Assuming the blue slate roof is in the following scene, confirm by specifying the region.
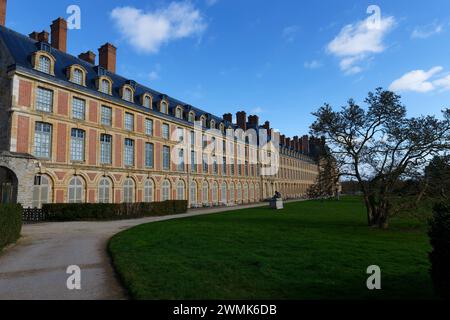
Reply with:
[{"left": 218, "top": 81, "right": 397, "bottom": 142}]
[{"left": 0, "top": 25, "right": 229, "bottom": 126}]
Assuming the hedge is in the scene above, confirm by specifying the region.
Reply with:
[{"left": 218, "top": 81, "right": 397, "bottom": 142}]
[
  {"left": 428, "top": 201, "right": 450, "bottom": 299},
  {"left": 42, "top": 201, "right": 188, "bottom": 222},
  {"left": 0, "top": 204, "right": 23, "bottom": 250}
]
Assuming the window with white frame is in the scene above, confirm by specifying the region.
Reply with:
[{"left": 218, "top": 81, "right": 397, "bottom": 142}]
[
  {"left": 144, "top": 95, "right": 151, "bottom": 109},
  {"left": 145, "top": 143, "right": 154, "bottom": 168},
  {"left": 100, "top": 134, "right": 112, "bottom": 165},
  {"left": 68, "top": 176, "right": 84, "bottom": 203},
  {"left": 162, "top": 123, "right": 170, "bottom": 140},
  {"left": 237, "top": 183, "right": 242, "bottom": 202},
  {"left": 177, "top": 127, "right": 184, "bottom": 142},
  {"left": 101, "top": 79, "right": 110, "bottom": 94},
  {"left": 124, "top": 139, "right": 134, "bottom": 166},
  {"left": 125, "top": 113, "right": 134, "bottom": 131},
  {"left": 145, "top": 119, "right": 153, "bottom": 136},
  {"left": 177, "top": 149, "right": 185, "bottom": 172},
  {"left": 202, "top": 181, "right": 209, "bottom": 203},
  {"left": 188, "top": 112, "right": 195, "bottom": 123},
  {"left": 123, "top": 88, "right": 133, "bottom": 102},
  {"left": 162, "top": 180, "right": 171, "bottom": 201},
  {"left": 177, "top": 181, "right": 185, "bottom": 200},
  {"left": 32, "top": 175, "right": 52, "bottom": 208},
  {"left": 123, "top": 178, "right": 135, "bottom": 203},
  {"left": 202, "top": 154, "right": 208, "bottom": 173},
  {"left": 163, "top": 146, "right": 170, "bottom": 170},
  {"left": 230, "top": 184, "right": 235, "bottom": 203},
  {"left": 36, "top": 87, "right": 53, "bottom": 112},
  {"left": 101, "top": 106, "right": 112, "bottom": 126},
  {"left": 244, "top": 183, "right": 249, "bottom": 201},
  {"left": 191, "top": 151, "right": 196, "bottom": 173},
  {"left": 190, "top": 181, "right": 197, "bottom": 205},
  {"left": 144, "top": 179, "right": 154, "bottom": 203},
  {"left": 38, "top": 55, "right": 51, "bottom": 74},
  {"left": 72, "top": 68, "right": 83, "bottom": 85},
  {"left": 161, "top": 101, "right": 168, "bottom": 114},
  {"left": 72, "top": 97, "right": 86, "bottom": 120},
  {"left": 221, "top": 182, "right": 227, "bottom": 204},
  {"left": 70, "top": 129, "right": 85, "bottom": 161},
  {"left": 175, "top": 108, "right": 183, "bottom": 119},
  {"left": 212, "top": 182, "right": 218, "bottom": 203},
  {"left": 98, "top": 177, "right": 112, "bottom": 203},
  {"left": 34, "top": 122, "right": 52, "bottom": 159}
]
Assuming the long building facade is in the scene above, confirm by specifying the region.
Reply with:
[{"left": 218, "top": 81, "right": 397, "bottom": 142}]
[{"left": 0, "top": 3, "right": 320, "bottom": 209}]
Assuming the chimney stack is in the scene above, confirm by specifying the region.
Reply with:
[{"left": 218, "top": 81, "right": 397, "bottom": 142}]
[
  {"left": 99, "top": 43, "right": 117, "bottom": 73},
  {"left": 293, "top": 136, "right": 300, "bottom": 151},
  {"left": 263, "top": 121, "right": 270, "bottom": 130},
  {"left": 302, "top": 135, "right": 310, "bottom": 155},
  {"left": 51, "top": 18, "right": 67, "bottom": 52},
  {"left": 223, "top": 113, "right": 233, "bottom": 123},
  {"left": 0, "top": 0, "right": 6, "bottom": 26},
  {"left": 248, "top": 115, "right": 259, "bottom": 128},
  {"left": 280, "top": 135, "right": 285, "bottom": 146},
  {"left": 79, "top": 51, "right": 96, "bottom": 65},
  {"left": 37, "top": 31, "right": 49, "bottom": 43},
  {"left": 236, "top": 111, "right": 247, "bottom": 131},
  {"left": 29, "top": 32, "right": 39, "bottom": 41}
]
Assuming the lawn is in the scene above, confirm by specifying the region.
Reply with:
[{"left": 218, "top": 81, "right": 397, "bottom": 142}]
[{"left": 108, "top": 197, "right": 436, "bottom": 300}]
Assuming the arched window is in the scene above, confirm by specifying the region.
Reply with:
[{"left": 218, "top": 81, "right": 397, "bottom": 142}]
[
  {"left": 190, "top": 181, "right": 197, "bottom": 205},
  {"left": 221, "top": 182, "right": 227, "bottom": 204},
  {"left": 230, "top": 183, "right": 235, "bottom": 204},
  {"left": 212, "top": 182, "right": 218, "bottom": 203},
  {"left": 144, "top": 179, "right": 154, "bottom": 203},
  {"left": 237, "top": 183, "right": 242, "bottom": 202},
  {"left": 68, "top": 176, "right": 84, "bottom": 204},
  {"left": 72, "top": 68, "right": 84, "bottom": 85},
  {"left": 123, "top": 87, "right": 133, "bottom": 102},
  {"left": 188, "top": 112, "right": 195, "bottom": 123},
  {"left": 202, "top": 181, "right": 209, "bottom": 203},
  {"left": 98, "top": 177, "right": 112, "bottom": 203},
  {"left": 255, "top": 184, "right": 260, "bottom": 201},
  {"left": 32, "top": 175, "right": 52, "bottom": 208},
  {"left": 250, "top": 183, "right": 255, "bottom": 202},
  {"left": 175, "top": 107, "right": 183, "bottom": 119},
  {"left": 143, "top": 95, "right": 152, "bottom": 109},
  {"left": 243, "top": 183, "right": 249, "bottom": 202},
  {"left": 210, "top": 120, "right": 216, "bottom": 129},
  {"left": 200, "top": 116, "right": 207, "bottom": 128},
  {"left": 162, "top": 179, "right": 171, "bottom": 201},
  {"left": 101, "top": 79, "right": 111, "bottom": 95},
  {"left": 38, "top": 55, "right": 51, "bottom": 74},
  {"left": 160, "top": 101, "right": 168, "bottom": 114},
  {"left": 177, "top": 181, "right": 185, "bottom": 200},
  {"left": 123, "top": 178, "right": 135, "bottom": 203}
]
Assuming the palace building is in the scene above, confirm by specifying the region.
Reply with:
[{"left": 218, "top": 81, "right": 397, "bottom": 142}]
[{"left": 0, "top": 1, "right": 321, "bottom": 209}]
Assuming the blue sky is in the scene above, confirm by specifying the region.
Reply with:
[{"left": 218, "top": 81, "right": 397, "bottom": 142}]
[{"left": 5, "top": 0, "right": 450, "bottom": 137}]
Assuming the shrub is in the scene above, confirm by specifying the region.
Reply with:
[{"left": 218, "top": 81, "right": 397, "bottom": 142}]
[
  {"left": 0, "top": 204, "right": 23, "bottom": 250},
  {"left": 42, "top": 201, "right": 188, "bottom": 222},
  {"left": 428, "top": 201, "right": 450, "bottom": 299}
]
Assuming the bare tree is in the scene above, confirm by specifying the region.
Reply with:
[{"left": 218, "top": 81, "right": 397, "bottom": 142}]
[{"left": 311, "top": 88, "right": 450, "bottom": 228}]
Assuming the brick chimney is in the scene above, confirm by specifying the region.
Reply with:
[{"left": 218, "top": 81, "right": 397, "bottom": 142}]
[
  {"left": 79, "top": 51, "right": 96, "bottom": 65},
  {"left": 236, "top": 111, "right": 247, "bottom": 131},
  {"left": 286, "top": 137, "right": 291, "bottom": 148},
  {"left": 29, "top": 32, "right": 39, "bottom": 41},
  {"left": 37, "top": 31, "right": 49, "bottom": 43},
  {"left": 248, "top": 115, "right": 259, "bottom": 128},
  {"left": 293, "top": 136, "right": 300, "bottom": 151},
  {"left": 263, "top": 121, "right": 270, "bottom": 130},
  {"left": 302, "top": 135, "right": 310, "bottom": 155},
  {"left": 51, "top": 18, "right": 67, "bottom": 52},
  {"left": 99, "top": 43, "right": 117, "bottom": 73},
  {"left": 280, "top": 135, "right": 285, "bottom": 146},
  {"left": 0, "top": 0, "right": 6, "bottom": 26},
  {"left": 223, "top": 113, "right": 232, "bottom": 123}
]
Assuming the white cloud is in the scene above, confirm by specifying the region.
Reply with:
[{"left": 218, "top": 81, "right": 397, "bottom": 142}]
[
  {"left": 205, "top": 0, "right": 218, "bottom": 6},
  {"left": 148, "top": 71, "right": 159, "bottom": 80},
  {"left": 111, "top": 2, "right": 207, "bottom": 54},
  {"left": 251, "top": 107, "right": 264, "bottom": 114},
  {"left": 304, "top": 60, "right": 322, "bottom": 69},
  {"left": 282, "top": 25, "right": 300, "bottom": 42},
  {"left": 388, "top": 66, "right": 450, "bottom": 93},
  {"left": 411, "top": 22, "right": 444, "bottom": 39},
  {"left": 327, "top": 16, "right": 395, "bottom": 74}
]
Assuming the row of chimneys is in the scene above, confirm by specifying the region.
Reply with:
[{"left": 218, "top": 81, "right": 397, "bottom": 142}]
[
  {"left": 0, "top": 1, "right": 117, "bottom": 73},
  {"left": 222, "top": 111, "right": 310, "bottom": 154},
  {"left": 27, "top": 17, "right": 117, "bottom": 73}
]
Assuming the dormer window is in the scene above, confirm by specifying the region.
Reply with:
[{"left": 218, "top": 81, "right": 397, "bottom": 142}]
[
  {"left": 98, "top": 77, "right": 113, "bottom": 95},
  {"left": 200, "top": 116, "right": 207, "bottom": 128},
  {"left": 160, "top": 101, "right": 169, "bottom": 114},
  {"left": 68, "top": 65, "right": 87, "bottom": 86},
  {"left": 175, "top": 107, "right": 183, "bottom": 119},
  {"left": 220, "top": 123, "right": 225, "bottom": 133},
  {"left": 210, "top": 120, "right": 216, "bottom": 129},
  {"left": 38, "top": 56, "right": 51, "bottom": 74},
  {"left": 32, "top": 51, "right": 55, "bottom": 75},
  {"left": 188, "top": 111, "right": 195, "bottom": 123},
  {"left": 124, "top": 88, "right": 132, "bottom": 102},
  {"left": 143, "top": 94, "right": 152, "bottom": 109}
]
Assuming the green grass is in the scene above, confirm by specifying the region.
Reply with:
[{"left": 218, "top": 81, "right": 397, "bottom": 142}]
[{"left": 108, "top": 197, "right": 435, "bottom": 300}]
